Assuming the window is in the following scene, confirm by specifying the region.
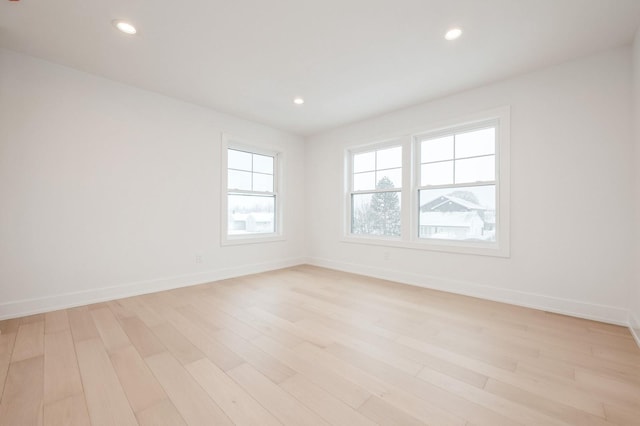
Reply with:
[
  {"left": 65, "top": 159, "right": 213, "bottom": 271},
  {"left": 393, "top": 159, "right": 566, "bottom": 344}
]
[
  {"left": 222, "top": 135, "right": 282, "bottom": 244},
  {"left": 344, "top": 107, "right": 510, "bottom": 257},
  {"left": 350, "top": 145, "right": 402, "bottom": 237},
  {"left": 417, "top": 124, "right": 496, "bottom": 243}
]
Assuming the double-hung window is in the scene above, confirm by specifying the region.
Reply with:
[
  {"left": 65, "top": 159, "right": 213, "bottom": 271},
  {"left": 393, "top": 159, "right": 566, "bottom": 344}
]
[
  {"left": 223, "top": 135, "right": 281, "bottom": 243},
  {"left": 417, "top": 123, "right": 497, "bottom": 243},
  {"left": 350, "top": 145, "right": 402, "bottom": 237},
  {"left": 345, "top": 107, "right": 509, "bottom": 256}
]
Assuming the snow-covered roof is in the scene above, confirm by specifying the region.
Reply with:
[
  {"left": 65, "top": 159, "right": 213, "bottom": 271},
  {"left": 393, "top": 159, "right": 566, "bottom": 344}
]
[
  {"left": 231, "top": 212, "right": 274, "bottom": 223},
  {"left": 436, "top": 195, "right": 486, "bottom": 210},
  {"left": 420, "top": 211, "right": 483, "bottom": 227}
]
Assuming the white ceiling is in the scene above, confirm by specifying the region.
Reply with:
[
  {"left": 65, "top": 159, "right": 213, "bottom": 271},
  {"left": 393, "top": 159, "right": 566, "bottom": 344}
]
[{"left": 2, "top": 0, "right": 640, "bottom": 136}]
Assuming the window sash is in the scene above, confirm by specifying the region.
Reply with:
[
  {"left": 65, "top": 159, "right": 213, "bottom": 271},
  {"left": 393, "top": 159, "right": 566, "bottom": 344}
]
[
  {"left": 351, "top": 145, "right": 403, "bottom": 191},
  {"left": 418, "top": 124, "right": 497, "bottom": 189},
  {"left": 416, "top": 180, "right": 496, "bottom": 191},
  {"left": 417, "top": 184, "right": 497, "bottom": 242},
  {"left": 227, "top": 193, "right": 277, "bottom": 235}
]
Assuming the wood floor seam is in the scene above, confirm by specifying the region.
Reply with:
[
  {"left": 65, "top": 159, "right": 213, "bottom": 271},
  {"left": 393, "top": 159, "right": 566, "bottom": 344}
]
[{"left": 0, "top": 265, "right": 638, "bottom": 426}]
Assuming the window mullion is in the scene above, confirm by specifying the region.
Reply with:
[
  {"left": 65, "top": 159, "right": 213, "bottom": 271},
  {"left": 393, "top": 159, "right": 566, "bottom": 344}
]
[
  {"left": 417, "top": 180, "right": 496, "bottom": 191},
  {"left": 250, "top": 154, "right": 255, "bottom": 191},
  {"left": 452, "top": 134, "right": 457, "bottom": 184},
  {"left": 229, "top": 189, "right": 276, "bottom": 196},
  {"left": 351, "top": 188, "right": 401, "bottom": 195},
  {"left": 401, "top": 136, "right": 412, "bottom": 242}
]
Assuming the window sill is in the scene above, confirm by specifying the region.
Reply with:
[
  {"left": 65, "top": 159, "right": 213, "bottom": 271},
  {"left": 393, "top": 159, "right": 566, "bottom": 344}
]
[
  {"left": 341, "top": 235, "right": 510, "bottom": 258},
  {"left": 221, "top": 234, "right": 286, "bottom": 246}
]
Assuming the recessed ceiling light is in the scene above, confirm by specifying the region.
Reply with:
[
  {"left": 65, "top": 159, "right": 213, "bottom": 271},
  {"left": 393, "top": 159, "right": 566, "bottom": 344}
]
[
  {"left": 293, "top": 97, "right": 304, "bottom": 105},
  {"left": 445, "top": 28, "right": 462, "bottom": 41},
  {"left": 113, "top": 20, "right": 137, "bottom": 35}
]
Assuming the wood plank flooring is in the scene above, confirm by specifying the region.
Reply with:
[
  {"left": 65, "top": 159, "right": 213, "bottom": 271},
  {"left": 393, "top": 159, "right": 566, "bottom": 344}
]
[{"left": 1, "top": 265, "right": 639, "bottom": 425}]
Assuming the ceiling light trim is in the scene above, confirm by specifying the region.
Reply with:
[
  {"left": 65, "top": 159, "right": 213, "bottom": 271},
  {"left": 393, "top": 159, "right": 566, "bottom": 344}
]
[
  {"left": 445, "top": 28, "right": 462, "bottom": 41},
  {"left": 112, "top": 20, "right": 137, "bottom": 35}
]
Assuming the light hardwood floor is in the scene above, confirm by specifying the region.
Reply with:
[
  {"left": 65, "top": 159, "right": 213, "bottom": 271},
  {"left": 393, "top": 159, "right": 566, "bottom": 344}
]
[{"left": 1, "top": 265, "right": 639, "bottom": 425}]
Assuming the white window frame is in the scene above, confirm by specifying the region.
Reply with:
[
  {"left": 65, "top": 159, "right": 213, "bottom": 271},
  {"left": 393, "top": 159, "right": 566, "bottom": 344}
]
[
  {"left": 342, "top": 106, "right": 510, "bottom": 257},
  {"left": 221, "top": 133, "right": 284, "bottom": 245},
  {"left": 346, "top": 139, "right": 407, "bottom": 242}
]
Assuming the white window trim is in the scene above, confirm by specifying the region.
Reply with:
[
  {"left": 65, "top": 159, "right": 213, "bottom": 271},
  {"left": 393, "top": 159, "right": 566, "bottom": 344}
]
[
  {"left": 221, "top": 133, "right": 285, "bottom": 246},
  {"left": 345, "top": 138, "right": 406, "bottom": 241},
  {"left": 342, "top": 106, "right": 510, "bottom": 258}
]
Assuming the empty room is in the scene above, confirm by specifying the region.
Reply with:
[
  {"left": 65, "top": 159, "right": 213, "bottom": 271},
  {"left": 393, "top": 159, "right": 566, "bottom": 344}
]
[{"left": 1, "top": 0, "right": 640, "bottom": 425}]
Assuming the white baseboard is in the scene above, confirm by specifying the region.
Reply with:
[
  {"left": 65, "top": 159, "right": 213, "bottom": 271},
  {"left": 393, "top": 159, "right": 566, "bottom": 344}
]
[
  {"left": 630, "top": 311, "right": 640, "bottom": 348},
  {"left": 0, "top": 257, "right": 305, "bottom": 320},
  {"left": 306, "top": 257, "right": 629, "bottom": 326},
  {"left": 4, "top": 255, "right": 635, "bottom": 347}
]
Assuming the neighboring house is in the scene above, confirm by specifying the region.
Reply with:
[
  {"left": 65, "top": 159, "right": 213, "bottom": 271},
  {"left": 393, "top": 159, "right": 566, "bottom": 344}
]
[
  {"left": 229, "top": 212, "right": 274, "bottom": 233},
  {"left": 419, "top": 195, "right": 495, "bottom": 240}
]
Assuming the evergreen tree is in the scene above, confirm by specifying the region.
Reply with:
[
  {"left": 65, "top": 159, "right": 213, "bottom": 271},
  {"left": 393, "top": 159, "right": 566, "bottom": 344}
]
[
  {"left": 351, "top": 176, "right": 401, "bottom": 236},
  {"left": 369, "top": 176, "right": 401, "bottom": 236}
]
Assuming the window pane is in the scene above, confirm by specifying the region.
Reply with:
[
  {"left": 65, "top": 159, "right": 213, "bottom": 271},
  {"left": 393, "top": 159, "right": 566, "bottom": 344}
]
[
  {"left": 228, "top": 194, "right": 275, "bottom": 235},
  {"left": 376, "top": 146, "right": 402, "bottom": 170},
  {"left": 421, "top": 136, "right": 453, "bottom": 163},
  {"left": 455, "top": 127, "right": 495, "bottom": 159},
  {"left": 455, "top": 155, "right": 495, "bottom": 184},
  {"left": 353, "top": 151, "right": 375, "bottom": 173},
  {"left": 351, "top": 192, "right": 401, "bottom": 237},
  {"left": 253, "top": 172, "right": 273, "bottom": 192},
  {"left": 421, "top": 161, "right": 453, "bottom": 186},
  {"left": 376, "top": 168, "right": 402, "bottom": 189},
  {"left": 419, "top": 185, "right": 495, "bottom": 242},
  {"left": 228, "top": 149, "right": 252, "bottom": 171},
  {"left": 353, "top": 171, "right": 376, "bottom": 191},
  {"left": 253, "top": 154, "right": 274, "bottom": 174},
  {"left": 228, "top": 169, "right": 251, "bottom": 190}
]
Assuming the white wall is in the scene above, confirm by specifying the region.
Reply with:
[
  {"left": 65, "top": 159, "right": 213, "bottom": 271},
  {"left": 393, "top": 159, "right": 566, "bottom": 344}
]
[
  {"left": 306, "top": 47, "right": 634, "bottom": 325},
  {"left": 2, "top": 44, "right": 638, "bottom": 329},
  {"left": 631, "top": 31, "right": 640, "bottom": 342},
  {"left": 0, "top": 48, "right": 306, "bottom": 319}
]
